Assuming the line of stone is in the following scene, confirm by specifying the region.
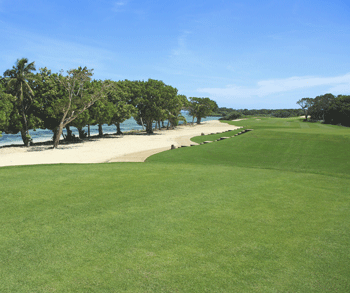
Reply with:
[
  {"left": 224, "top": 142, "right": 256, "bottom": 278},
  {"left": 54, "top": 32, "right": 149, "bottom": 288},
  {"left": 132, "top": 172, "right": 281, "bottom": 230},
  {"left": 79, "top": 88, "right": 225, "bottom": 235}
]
[{"left": 171, "top": 127, "right": 254, "bottom": 149}]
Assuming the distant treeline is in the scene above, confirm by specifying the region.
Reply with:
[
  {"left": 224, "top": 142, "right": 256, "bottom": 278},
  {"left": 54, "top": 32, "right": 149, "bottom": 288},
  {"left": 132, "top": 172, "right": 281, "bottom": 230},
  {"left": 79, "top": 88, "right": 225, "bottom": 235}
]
[
  {"left": 297, "top": 94, "right": 350, "bottom": 126},
  {"left": 0, "top": 58, "right": 218, "bottom": 147},
  {"left": 216, "top": 108, "right": 304, "bottom": 120}
]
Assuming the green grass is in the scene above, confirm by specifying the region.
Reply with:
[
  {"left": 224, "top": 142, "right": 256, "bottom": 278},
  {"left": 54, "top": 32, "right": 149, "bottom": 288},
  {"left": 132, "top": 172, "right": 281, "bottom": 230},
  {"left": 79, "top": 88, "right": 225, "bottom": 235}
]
[
  {"left": 0, "top": 117, "right": 349, "bottom": 292},
  {"left": 150, "top": 117, "right": 350, "bottom": 177}
]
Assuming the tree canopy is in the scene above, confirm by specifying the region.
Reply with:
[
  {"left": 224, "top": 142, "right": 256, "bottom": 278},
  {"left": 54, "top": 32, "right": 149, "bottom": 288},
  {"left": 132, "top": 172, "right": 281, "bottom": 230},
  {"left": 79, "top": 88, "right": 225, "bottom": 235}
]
[
  {"left": 295, "top": 94, "right": 350, "bottom": 127},
  {"left": 188, "top": 97, "right": 218, "bottom": 124},
  {"left": 0, "top": 58, "right": 221, "bottom": 146},
  {"left": 297, "top": 97, "right": 313, "bottom": 120},
  {"left": 3, "top": 58, "right": 38, "bottom": 146},
  {"left": 0, "top": 80, "right": 14, "bottom": 137}
]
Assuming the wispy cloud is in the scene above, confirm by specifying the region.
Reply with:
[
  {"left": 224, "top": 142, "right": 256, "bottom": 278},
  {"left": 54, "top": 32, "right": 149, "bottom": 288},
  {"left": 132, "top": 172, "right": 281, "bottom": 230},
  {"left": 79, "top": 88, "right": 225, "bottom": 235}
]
[
  {"left": 198, "top": 73, "right": 350, "bottom": 98},
  {"left": 171, "top": 31, "right": 192, "bottom": 57},
  {"left": 112, "top": 0, "right": 129, "bottom": 12}
]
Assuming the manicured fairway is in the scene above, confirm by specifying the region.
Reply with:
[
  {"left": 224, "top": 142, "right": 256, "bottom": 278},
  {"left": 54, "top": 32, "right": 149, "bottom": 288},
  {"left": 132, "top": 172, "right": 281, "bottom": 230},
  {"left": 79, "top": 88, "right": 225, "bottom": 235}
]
[
  {"left": 0, "top": 118, "right": 349, "bottom": 292},
  {"left": 150, "top": 118, "right": 350, "bottom": 177}
]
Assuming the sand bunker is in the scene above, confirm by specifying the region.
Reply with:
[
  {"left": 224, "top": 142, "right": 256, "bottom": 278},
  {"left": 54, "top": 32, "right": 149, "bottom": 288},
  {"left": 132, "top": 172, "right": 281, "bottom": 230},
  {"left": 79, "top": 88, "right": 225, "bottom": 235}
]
[{"left": 0, "top": 121, "right": 240, "bottom": 167}]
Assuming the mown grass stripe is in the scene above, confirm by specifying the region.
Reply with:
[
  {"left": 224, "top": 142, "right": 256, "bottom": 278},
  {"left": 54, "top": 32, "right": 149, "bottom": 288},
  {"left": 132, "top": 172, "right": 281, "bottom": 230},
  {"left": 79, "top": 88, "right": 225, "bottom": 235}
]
[{"left": 299, "top": 122, "right": 310, "bottom": 128}]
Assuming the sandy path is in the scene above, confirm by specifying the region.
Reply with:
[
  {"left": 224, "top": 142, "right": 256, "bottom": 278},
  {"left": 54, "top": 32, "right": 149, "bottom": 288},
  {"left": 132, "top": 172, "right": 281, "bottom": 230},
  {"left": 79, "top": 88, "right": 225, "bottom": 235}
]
[{"left": 0, "top": 120, "right": 240, "bottom": 167}]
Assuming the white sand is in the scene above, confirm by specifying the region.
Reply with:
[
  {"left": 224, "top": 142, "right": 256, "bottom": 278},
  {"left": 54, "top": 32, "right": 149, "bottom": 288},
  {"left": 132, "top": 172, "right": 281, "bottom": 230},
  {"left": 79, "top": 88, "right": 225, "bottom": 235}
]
[
  {"left": 0, "top": 121, "right": 240, "bottom": 167},
  {"left": 232, "top": 118, "right": 247, "bottom": 121}
]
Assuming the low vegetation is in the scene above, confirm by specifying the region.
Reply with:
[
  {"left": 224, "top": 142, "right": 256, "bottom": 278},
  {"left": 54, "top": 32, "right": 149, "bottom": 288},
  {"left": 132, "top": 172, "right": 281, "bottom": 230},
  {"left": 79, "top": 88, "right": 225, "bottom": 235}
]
[
  {"left": 0, "top": 117, "right": 349, "bottom": 292},
  {"left": 214, "top": 107, "right": 304, "bottom": 119}
]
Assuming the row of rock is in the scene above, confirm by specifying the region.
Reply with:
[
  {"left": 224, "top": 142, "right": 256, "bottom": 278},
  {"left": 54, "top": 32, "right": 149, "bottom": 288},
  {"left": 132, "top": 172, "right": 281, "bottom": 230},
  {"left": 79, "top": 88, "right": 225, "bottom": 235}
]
[
  {"left": 200, "top": 128, "right": 253, "bottom": 144},
  {"left": 171, "top": 128, "right": 253, "bottom": 149}
]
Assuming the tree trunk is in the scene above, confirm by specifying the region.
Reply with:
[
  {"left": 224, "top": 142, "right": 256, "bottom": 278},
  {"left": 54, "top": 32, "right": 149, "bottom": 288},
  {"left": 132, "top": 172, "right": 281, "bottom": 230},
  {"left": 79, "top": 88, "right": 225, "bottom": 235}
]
[
  {"left": 21, "top": 105, "right": 30, "bottom": 147},
  {"left": 20, "top": 129, "right": 30, "bottom": 147},
  {"left": 196, "top": 116, "right": 202, "bottom": 124},
  {"left": 53, "top": 123, "right": 64, "bottom": 148},
  {"left": 140, "top": 117, "right": 145, "bottom": 130},
  {"left": 88, "top": 125, "right": 90, "bottom": 137},
  {"left": 65, "top": 126, "right": 73, "bottom": 141},
  {"left": 98, "top": 124, "right": 103, "bottom": 137},
  {"left": 78, "top": 127, "right": 85, "bottom": 139},
  {"left": 146, "top": 120, "right": 153, "bottom": 134},
  {"left": 115, "top": 123, "right": 123, "bottom": 135}
]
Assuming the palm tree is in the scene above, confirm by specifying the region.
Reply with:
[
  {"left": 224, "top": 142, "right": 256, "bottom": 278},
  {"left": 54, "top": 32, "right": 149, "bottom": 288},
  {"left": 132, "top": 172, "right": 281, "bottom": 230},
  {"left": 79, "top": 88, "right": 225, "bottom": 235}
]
[{"left": 3, "top": 58, "right": 36, "bottom": 146}]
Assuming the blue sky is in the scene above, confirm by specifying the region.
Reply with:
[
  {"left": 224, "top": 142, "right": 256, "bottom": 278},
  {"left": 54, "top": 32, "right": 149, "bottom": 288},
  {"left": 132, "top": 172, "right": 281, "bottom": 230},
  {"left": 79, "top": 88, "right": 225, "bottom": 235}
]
[{"left": 1, "top": 0, "right": 350, "bottom": 109}]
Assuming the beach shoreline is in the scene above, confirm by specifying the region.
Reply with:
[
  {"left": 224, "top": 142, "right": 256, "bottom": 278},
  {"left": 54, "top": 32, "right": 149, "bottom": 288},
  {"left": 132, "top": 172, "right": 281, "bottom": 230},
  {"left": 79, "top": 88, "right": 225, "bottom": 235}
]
[{"left": 0, "top": 121, "right": 239, "bottom": 167}]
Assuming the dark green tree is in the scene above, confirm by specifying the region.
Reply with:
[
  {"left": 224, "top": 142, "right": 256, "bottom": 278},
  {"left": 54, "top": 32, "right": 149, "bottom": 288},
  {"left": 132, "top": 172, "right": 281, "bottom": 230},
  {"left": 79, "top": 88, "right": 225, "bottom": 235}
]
[
  {"left": 219, "top": 111, "right": 242, "bottom": 120},
  {"left": 297, "top": 97, "right": 313, "bottom": 121},
  {"left": 0, "top": 79, "right": 14, "bottom": 137},
  {"left": 134, "top": 79, "right": 166, "bottom": 134},
  {"left": 167, "top": 94, "right": 189, "bottom": 127},
  {"left": 3, "top": 58, "right": 38, "bottom": 146},
  {"left": 188, "top": 97, "right": 218, "bottom": 124},
  {"left": 108, "top": 80, "right": 136, "bottom": 135},
  {"left": 32, "top": 67, "right": 66, "bottom": 142},
  {"left": 88, "top": 80, "right": 115, "bottom": 137},
  {"left": 68, "top": 109, "right": 91, "bottom": 139},
  {"left": 309, "top": 94, "right": 335, "bottom": 121},
  {"left": 52, "top": 67, "right": 108, "bottom": 148},
  {"left": 327, "top": 95, "right": 350, "bottom": 126},
  {"left": 158, "top": 85, "right": 181, "bottom": 128}
]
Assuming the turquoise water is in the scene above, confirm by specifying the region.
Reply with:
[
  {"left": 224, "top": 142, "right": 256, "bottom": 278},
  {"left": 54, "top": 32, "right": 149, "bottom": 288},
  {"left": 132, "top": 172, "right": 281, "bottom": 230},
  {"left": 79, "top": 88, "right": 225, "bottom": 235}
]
[{"left": 0, "top": 113, "right": 221, "bottom": 147}]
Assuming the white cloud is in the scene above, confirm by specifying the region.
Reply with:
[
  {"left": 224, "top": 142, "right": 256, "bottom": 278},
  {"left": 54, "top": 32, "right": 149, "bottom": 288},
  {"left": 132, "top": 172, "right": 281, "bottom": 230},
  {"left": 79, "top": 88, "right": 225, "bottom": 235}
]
[
  {"left": 112, "top": 0, "right": 129, "bottom": 12},
  {"left": 115, "top": 0, "right": 127, "bottom": 5},
  {"left": 171, "top": 31, "right": 192, "bottom": 57},
  {"left": 197, "top": 73, "right": 350, "bottom": 98}
]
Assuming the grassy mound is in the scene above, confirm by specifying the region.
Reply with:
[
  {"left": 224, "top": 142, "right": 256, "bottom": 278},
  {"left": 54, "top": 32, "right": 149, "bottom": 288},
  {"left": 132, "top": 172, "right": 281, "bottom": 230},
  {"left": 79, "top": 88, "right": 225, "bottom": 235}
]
[{"left": 0, "top": 117, "right": 349, "bottom": 292}]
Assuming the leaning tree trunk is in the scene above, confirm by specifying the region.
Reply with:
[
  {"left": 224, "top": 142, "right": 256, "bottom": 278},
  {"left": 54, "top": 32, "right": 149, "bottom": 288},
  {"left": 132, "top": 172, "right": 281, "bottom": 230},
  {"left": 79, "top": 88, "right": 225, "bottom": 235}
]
[
  {"left": 140, "top": 117, "right": 145, "bottom": 130},
  {"left": 53, "top": 123, "right": 64, "bottom": 148},
  {"left": 115, "top": 123, "right": 123, "bottom": 135}
]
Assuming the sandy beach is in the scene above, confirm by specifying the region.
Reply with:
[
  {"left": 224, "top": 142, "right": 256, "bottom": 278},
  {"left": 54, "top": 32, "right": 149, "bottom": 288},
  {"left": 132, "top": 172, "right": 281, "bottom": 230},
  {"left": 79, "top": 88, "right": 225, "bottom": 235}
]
[{"left": 0, "top": 121, "right": 240, "bottom": 167}]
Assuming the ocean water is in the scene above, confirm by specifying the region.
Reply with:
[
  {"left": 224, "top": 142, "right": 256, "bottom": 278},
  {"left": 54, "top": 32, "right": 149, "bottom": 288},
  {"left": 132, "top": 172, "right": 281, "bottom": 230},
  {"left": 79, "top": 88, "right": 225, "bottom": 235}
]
[{"left": 0, "top": 113, "right": 221, "bottom": 147}]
